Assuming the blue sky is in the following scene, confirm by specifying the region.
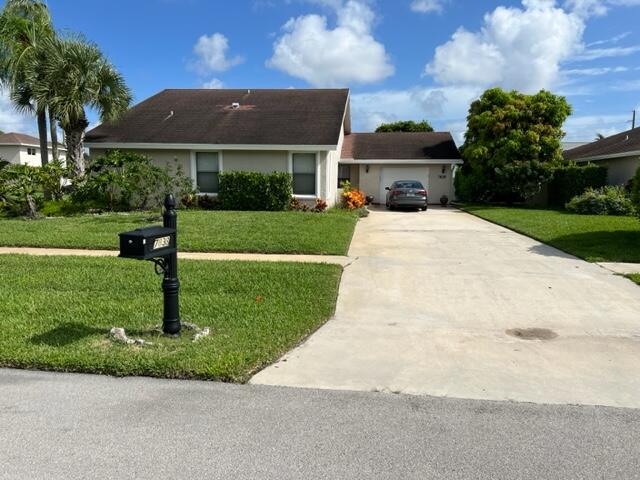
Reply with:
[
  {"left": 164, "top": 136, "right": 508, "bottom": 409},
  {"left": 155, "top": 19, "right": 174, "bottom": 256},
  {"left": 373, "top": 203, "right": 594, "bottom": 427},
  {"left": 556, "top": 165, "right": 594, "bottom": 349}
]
[{"left": 1, "top": 0, "right": 639, "bottom": 143}]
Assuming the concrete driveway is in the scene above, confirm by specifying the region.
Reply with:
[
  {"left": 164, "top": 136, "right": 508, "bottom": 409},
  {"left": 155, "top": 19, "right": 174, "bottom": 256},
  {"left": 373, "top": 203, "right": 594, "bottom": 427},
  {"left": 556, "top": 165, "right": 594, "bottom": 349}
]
[{"left": 252, "top": 207, "right": 640, "bottom": 408}]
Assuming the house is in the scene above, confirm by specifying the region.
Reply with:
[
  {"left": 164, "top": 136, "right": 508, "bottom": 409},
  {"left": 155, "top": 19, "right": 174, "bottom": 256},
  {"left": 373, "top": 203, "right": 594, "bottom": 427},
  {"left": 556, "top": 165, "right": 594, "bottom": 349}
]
[
  {"left": 85, "top": 89, "right": 462, "bottom": 206},
  {"left": 564, "top": 127, "right": 640, "bottom": 186},
  {"left": 0, "top": 132, "right": 66, "bottom": 167}
]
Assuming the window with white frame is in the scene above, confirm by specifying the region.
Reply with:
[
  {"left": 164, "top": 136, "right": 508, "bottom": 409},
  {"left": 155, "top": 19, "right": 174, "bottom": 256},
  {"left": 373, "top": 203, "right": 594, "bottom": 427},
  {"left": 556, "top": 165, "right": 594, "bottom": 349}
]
[
  {"left": 27, "top": 148, "right": 36, "bottom": 155},
  {"left": 196, "top": 152, "right": 219, "bottom": 193},
  {"left": 292, "top": 153, "right": 316, "bottom": 196}
]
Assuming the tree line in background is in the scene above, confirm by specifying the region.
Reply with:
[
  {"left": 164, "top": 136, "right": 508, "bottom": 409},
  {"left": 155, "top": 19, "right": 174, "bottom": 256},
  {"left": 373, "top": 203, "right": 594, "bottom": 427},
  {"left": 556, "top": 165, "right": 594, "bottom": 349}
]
[{"left": 0, "top": 0, "right": 131, "bottom": 176}]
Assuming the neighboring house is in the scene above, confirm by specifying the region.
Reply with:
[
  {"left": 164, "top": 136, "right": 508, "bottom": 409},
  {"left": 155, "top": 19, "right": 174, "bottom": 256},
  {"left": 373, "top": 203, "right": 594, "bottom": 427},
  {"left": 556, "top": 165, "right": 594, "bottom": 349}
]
[
  {"left": 0, "top": 132, "right": 66, "bottom": 167},
  {"left": 85, "top": 89, "right": 462, "bottom": 206},
  {"left": 564, "top": 127, "right": 640, "bottom": 186}
]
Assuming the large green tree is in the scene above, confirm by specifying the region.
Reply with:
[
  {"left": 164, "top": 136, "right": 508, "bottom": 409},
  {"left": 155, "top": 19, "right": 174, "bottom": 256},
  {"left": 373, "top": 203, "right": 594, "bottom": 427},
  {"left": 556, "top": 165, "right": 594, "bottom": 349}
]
[
  {"left": 32, "top": 36, "right": 131, "bottom": 177},
  {"left": 375, "top": 120, "right": 434, "bottom": 132},
  {"left": 0, "top": 0, "right": 55, "bottom": 165},
  {"left": 458, "top": 88, "right": 571, "bottom": 201}
]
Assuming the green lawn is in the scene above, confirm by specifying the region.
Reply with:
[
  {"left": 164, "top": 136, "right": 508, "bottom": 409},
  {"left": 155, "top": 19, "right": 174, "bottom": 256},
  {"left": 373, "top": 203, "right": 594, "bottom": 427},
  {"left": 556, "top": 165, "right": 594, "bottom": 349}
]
[
  {"left": 0, "top": 255, "right": 342, "bottom": 382},
  {"left": 626, "top": 274, "right": 640, "bottom": 285},
  {"left": 0, "top": 209, "right": 358, "bottom": 255},
  {"left": 461, "top": 205, "right": 640, "bottom": 263}
]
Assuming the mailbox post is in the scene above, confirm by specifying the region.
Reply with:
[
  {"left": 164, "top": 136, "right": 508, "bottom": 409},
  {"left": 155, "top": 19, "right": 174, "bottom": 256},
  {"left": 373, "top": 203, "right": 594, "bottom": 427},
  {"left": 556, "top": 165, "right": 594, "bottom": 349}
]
[
  {"left": 118, "top": 194, "right": 181, "bottom": 335},
  {"left": 161, "top": 195, "right": 180, "bottom": 335}
]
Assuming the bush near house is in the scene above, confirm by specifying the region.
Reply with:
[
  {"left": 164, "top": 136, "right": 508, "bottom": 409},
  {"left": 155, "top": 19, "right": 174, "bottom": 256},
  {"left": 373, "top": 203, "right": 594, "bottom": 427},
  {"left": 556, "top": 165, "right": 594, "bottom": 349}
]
[
  {"left": 631, "top": 166, "right": 640, "bottom": 219},
  {"left": 340, "top": 180, "right": 365, "bottom": 210},
  {"left": 566, "top": 186, "right": 635, "bottom": 216},
  {"left": 548, "top": 163, "right": 608, "bottom": 207},
  {"left": 218, "top": 171, "right": 293, "bottom": 211}
]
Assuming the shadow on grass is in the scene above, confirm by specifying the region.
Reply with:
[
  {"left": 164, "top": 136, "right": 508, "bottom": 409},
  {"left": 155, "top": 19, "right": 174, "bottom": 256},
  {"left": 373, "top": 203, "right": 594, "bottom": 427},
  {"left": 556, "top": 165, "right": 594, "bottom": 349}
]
[
  {"left": 30, "top": 323, "right": 105, "bottom": 347},
  {"left": 528, "top": 230, "right": 640, "bottom": 263}
]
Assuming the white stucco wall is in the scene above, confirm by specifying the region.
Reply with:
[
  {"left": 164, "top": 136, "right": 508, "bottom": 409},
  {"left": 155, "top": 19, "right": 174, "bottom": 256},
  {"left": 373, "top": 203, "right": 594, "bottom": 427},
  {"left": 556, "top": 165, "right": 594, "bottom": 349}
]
[
  {"left": 599, "top": 156, "right": 640, "bottom": 186},
  {"left": 0, "top": 145, "right": 66, "bottom": 167},
  {"left": 223, "top": 150, "right": 288, "bottom": 173}
]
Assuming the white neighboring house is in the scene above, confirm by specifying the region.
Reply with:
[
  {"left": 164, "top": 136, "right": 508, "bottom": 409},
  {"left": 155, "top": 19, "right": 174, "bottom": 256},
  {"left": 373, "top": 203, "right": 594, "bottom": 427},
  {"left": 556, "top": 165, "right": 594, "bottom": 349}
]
[{"left": 0, "top": 132, "right": 66, "bottom": 167}]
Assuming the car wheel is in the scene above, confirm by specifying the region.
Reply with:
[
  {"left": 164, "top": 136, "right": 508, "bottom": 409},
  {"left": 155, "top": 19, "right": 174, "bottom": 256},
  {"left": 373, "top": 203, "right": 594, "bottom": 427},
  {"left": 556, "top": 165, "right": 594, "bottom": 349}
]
[
  {"left": 421, "top": 206, "right": 428, "bottom": 211},
  {"left": 389, "top": 205, "right": 396, "bottom": 211}
]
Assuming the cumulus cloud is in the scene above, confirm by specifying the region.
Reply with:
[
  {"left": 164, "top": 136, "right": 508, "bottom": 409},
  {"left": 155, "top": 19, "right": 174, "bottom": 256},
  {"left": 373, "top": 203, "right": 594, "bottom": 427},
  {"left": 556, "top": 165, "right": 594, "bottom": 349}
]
[
  {"left": 425, "top": 0, "right": 585, "bottom": 92},
  {"left": 0, "top": 88, "right": 36, "bottom": 134},
  {"left": 350, "top": 86, "right": 481, "bottom": 134},
  {"left": 192, "top": 33, "right": 243, "bottom": 73},
  {"left": 202, "top": 78, "right": 224, "bottom": 89},
  {"left": 267, "top": 0, "right": 394, "bottom": 87},
  {"left": 410, "top": 0, "right": 446, "bottom": 13}
]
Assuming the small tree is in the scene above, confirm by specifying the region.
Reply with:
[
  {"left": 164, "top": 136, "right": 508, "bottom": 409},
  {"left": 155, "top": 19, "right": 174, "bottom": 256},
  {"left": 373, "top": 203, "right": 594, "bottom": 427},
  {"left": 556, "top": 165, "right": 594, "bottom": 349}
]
[
  {"left": 460, "top": 87, "right": 571, "bottom": 202},
  {"left": 375, "top": 120, "right": 434, "bottom": 133},
  {"left": 0, "top": 163, "right": 41, "bottom": 217}
]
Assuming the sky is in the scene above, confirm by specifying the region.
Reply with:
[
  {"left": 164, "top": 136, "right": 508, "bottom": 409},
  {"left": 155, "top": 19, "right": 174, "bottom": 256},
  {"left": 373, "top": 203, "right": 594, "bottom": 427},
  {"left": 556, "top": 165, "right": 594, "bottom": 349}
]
[{"left": 1, "top": 0, "right": 640, "bottom": 144}]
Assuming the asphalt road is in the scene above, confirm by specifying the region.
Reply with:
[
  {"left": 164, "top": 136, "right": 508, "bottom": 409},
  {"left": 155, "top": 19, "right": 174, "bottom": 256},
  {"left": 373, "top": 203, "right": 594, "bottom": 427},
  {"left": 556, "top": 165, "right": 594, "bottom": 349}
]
[{"left": 1, "top": 368, "right": 639, "bottom": 479}]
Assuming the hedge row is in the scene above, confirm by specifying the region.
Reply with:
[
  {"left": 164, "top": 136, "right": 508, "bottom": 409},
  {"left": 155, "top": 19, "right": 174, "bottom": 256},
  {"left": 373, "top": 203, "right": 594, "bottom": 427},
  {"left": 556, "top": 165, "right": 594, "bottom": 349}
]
[
  {"left": 218, "top": 171, "right": 292, "bottom": 211},
  {"left": 548, "top": 164, "right": 607, "bottom": 207}
]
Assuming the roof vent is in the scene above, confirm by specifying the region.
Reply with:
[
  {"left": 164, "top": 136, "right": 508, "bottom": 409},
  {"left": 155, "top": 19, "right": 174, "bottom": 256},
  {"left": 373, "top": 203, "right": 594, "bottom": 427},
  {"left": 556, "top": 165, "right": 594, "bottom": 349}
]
[{"left": 231, "top": 102, "right": 240, "bottom": 109}]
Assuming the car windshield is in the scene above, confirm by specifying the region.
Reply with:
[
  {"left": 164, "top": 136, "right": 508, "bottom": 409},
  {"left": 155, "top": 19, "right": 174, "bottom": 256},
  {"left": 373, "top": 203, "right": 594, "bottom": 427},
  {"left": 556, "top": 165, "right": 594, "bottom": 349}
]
[{"left": 393, "top": 181, "right": 423, "bottom": 189}]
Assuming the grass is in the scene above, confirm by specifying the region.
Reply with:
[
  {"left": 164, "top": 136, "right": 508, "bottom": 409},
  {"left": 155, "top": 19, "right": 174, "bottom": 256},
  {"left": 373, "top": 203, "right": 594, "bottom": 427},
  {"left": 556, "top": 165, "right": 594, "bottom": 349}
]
[
  {"left": 625, "top": 274, "right": 640, "bottom": 285},
  {"left": 0, "top": 209, "right": 358, "bottom": 255},
  {"left": 0, "top": 255, "right": 342, "bottom": 382},
  {"left": 461, "top": 205, "right": 640, "bottom": 263}
]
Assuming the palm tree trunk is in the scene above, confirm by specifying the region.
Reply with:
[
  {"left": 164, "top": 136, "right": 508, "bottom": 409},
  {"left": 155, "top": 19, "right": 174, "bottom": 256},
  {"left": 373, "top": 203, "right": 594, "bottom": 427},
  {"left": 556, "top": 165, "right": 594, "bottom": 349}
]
[
  {"left": 65, "top": 120, "right": 88, "bottom": 178},
  {"left": 48, "top": 109, "right": 58, "bottom": 162},
  {"left": 37, "top": 110, "right": 49, "bottom": 166}
]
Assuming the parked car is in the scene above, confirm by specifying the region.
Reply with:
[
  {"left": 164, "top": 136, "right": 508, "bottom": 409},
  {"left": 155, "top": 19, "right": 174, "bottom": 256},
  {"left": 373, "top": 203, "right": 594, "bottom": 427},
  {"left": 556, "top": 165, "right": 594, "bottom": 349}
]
[{"left": 385, "top": 180, "right": 428, "bottom": 211}]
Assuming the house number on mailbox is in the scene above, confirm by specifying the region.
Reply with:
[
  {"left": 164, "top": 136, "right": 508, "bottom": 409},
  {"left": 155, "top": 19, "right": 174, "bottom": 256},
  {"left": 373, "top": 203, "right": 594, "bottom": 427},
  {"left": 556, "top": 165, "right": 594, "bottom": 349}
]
[{"left": 154, "top": 236, "right": 171, "bottom": 250}]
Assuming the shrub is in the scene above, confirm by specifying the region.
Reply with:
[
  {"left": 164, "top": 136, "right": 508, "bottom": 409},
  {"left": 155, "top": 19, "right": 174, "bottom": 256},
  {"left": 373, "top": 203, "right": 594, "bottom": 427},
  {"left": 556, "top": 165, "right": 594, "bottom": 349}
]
[
  {"left": 0, "top": 164, "right": 41, "bottom": 218},
  {"left": 340, "top": 181, "right": 365, "bottom": 210},
  {"left": 218, "top": 171, "right": 292, "bottom": 211},
  {"left": 196, "top": 194, "right": 221, "bottom": 210},
  {"left": 548, "top": 163, "right": 607, "bottom": 207},
  {"left": 566, "top": 186, "right": 635, "bottom": 216},
  {"left": 289, "top": 197, "right": 327, "bottom": 213},
  {"left": 74, "top": 150, "right": 196, "bottom": 211},
  {"left": 631, "top": 166, "right": 640, "bottom": 218}
]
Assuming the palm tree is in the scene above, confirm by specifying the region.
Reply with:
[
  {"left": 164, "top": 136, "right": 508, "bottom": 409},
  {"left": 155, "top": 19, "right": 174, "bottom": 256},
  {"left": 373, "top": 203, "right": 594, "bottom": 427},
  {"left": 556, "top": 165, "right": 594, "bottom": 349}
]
[
  {"left": 0, "top": 0, "right": 55, "bottom": 166},
  {"left": 595, "top": 133, "right": 606, "bottom": 141},
  {"left": 33, "top": 36, "right": 131, "bottom": 177}
]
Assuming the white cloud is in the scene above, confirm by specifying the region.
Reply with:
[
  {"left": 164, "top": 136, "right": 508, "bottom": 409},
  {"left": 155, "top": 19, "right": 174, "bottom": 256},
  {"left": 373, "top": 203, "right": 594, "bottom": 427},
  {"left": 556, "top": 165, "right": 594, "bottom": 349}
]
[
  {"left": 571, "top": 44, "right": 640, "bottom": 60},
  {"left": 425, "top": 0, "right": 585, "bottom": 92},
  {"left": 563, "top": 113, "right": 632, "bottom": 140},
  {"left": 410, "top": 0, "right": 446, "bottom": 14},
  {"left": 564, "top": 66, "right": 628, "bottom": 75},
  {"left": 192, "top": 33, "right": 243, "bottom": 73},
  {"left": 565, "top": 0, "right": 640, "bottom": 17},
  {"left": 611, "top": 79, "right": 640, "bottom": 91},
  {"left": 0, "top": 88, "right": 36, "bottom": 135},
  {"left": 586, "top": 31, "right": 630, "bottom": 46},
  {"left": 202, "top": 78, "right": 224, "bottom": 89},
  {"left": 267, "top": 0, "right": 394, "bottom": 87},
  {"left": 350, "top": 85, "right": 481, "bottom": 135}
]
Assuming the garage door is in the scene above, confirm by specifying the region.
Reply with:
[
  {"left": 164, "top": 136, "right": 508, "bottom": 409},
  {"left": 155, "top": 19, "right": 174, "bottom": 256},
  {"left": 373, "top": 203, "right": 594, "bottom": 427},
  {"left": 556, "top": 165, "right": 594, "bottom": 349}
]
[{"left": 380, "top": 166, "right": 429, "bottom": 203}]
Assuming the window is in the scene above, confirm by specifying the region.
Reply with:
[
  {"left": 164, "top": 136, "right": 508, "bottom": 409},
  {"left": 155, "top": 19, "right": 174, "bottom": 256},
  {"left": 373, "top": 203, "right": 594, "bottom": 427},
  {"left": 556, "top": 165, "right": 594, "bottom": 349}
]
[
  {"left": 292, "top": 153, "right": 316, "bottom": 195},
  {"left": 27, "top": 148, "right": 36, "bottom": 155},
  {"left": 338, "top": 164, "right": 351, "bottom": 188},
  {"left": 196, "top": 152, "right": 219, "bottom": 193}
]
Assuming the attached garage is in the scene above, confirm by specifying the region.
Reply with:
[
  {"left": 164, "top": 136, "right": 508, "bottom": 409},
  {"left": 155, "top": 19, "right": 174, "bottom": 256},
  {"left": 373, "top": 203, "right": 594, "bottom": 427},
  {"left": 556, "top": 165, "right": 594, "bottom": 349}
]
[{"left": 339, "top": 132, "right": 463, "bottom": 205}]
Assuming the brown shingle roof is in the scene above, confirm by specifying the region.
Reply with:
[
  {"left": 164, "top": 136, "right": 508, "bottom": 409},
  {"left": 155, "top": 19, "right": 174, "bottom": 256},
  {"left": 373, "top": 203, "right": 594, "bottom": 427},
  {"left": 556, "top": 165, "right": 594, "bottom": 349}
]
[
  {"left": 0, "top": 132, "right": 41, "bottom": 145},
  {"left": 564, "top": 127, "right": 640, "bottom": 161},
  {"left": 341, "top": 132, "right": 461, "bottom": 160},
  {"left": 85, "top": 89, "right": 350, "bottom": 146}
]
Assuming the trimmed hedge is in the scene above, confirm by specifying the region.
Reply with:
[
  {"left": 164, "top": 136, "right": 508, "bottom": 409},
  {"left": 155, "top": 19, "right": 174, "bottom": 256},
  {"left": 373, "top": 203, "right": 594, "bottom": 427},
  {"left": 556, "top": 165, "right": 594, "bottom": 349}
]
[
  {"left": 218, "top": 171, "right": 293, "bottom": 211},
  {"left": 566, "top": 186, "right": 635, "bottom": 216},
  {"left": 548, "top": 163, "right": 607, "bottom": 207}
]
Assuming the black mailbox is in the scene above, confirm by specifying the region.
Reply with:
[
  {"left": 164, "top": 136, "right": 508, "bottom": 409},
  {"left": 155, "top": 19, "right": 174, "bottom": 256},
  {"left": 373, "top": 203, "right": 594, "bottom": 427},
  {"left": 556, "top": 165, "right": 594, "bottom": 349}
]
[{"left": 119, "top": 226, "right": 176, "bottom": 260}]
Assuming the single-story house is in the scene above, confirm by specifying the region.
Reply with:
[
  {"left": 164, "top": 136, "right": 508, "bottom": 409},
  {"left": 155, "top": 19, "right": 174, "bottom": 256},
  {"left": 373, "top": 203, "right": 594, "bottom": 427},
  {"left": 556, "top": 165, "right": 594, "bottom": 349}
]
[
  {"left": 0, "top": 132, "right": 66, "bottom": 167},
  {"left": 85, "top": 88, "right": 462, "bottom": 206},
  {"left": 564, "top": 127, "right": 640, "bottom": 186}
]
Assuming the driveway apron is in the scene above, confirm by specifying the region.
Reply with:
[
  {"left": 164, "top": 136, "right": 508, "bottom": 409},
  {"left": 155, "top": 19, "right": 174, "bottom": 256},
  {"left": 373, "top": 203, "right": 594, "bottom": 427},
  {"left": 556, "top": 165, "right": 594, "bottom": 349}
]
[{"left": 251, "top": 207, "right": 640, "bottom": 408}]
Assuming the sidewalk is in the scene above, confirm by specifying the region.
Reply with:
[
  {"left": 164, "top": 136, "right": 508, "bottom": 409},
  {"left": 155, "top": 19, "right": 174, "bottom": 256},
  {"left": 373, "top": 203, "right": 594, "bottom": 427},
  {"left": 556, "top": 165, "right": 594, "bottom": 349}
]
[
  {"left": 0, "top": 247, "right": 351, "bottom": 266},
  {"left": 597, "top": 262, "right": 640, "bottom": 275}
]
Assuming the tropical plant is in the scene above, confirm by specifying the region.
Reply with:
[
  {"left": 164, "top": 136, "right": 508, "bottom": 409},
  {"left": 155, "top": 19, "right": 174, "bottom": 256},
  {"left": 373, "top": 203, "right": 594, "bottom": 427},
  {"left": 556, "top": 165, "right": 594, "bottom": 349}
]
[
  {"left": 32, "top": 36, "right": 131, "bottom": 177},
  {"left": 0, "top": 0, "right": 55, "bottom": 166},
  {"left": 460, "top": 87, "right": 572, "bottom": 201},
  {"left": 0, "top": 162, "right": 41, "bottom": 217},
  {"left": 566, "top": 186, "right": 635, "bottom": 216},
  {"left": 375, "top": 120, "right": 434, "bottom": 132}
]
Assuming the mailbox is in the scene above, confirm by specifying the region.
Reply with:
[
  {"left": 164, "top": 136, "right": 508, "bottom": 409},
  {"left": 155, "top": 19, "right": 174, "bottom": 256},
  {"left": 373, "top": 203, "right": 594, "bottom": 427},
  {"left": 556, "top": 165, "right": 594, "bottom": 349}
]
[{"left": 119, "top": 226, "right": 176, "bottom": 260}]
